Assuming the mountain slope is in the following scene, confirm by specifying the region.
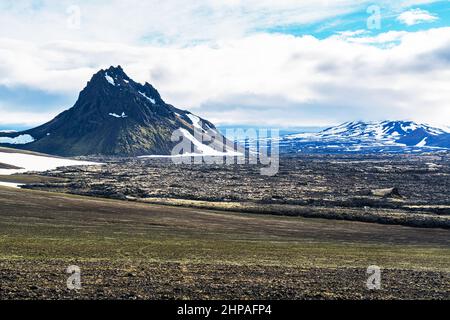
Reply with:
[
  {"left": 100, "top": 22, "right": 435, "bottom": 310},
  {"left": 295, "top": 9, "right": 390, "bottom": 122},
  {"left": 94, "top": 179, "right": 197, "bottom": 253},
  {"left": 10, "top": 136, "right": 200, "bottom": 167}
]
[
  {"left": 281, "top": 121, "right": 450, "bottom": 154},
  {"left": 0, "top": 66, "right": 235, "bottom": 156}
]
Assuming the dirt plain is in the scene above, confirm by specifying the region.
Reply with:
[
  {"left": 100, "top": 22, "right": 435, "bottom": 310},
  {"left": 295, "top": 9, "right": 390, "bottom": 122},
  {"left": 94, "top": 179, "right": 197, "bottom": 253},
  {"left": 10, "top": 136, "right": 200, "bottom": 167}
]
[{"left": 0, "top": 183, "right": 449, "bottom": 299}]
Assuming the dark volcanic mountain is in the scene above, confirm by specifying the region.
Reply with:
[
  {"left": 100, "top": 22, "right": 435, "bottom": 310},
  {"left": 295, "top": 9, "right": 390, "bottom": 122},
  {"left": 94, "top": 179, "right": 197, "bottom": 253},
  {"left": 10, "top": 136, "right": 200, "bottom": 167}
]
[{"left": 0, "top": 66, "right": 235, "bottom": 156}]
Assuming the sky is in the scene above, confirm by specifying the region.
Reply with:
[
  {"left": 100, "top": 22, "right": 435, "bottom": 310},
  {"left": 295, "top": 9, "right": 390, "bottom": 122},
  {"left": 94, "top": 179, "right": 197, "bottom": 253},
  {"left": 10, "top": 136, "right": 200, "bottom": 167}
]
[{"left": 0, "top": 0, "right": 449, "bottom": 130}]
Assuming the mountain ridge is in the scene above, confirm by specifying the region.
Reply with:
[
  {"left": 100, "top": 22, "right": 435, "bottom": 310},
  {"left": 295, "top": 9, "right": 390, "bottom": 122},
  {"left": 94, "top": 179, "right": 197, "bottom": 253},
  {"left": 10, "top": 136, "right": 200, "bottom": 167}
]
[
  {"left": 0, "top": 66, "right": 234, "bottom": 157},
  {"left": 280, "top": 120, "right": 450, "bottom": 154}
]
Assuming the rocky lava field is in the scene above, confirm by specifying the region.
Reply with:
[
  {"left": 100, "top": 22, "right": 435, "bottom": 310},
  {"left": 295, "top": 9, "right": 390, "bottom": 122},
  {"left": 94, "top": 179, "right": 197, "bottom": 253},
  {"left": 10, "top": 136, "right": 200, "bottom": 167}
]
[{"left": 22, "top": 153, "right": 450, "bottom": 228}]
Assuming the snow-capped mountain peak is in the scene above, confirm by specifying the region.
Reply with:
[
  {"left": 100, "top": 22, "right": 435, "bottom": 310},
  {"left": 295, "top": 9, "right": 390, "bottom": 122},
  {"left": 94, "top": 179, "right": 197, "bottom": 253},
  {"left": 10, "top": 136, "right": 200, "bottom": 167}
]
[
  {"left": 282, "top": 120, "right": 450, "bottom": 154},
  {"left": 319, "top": 121, "right": 447, "bottom": 140},
  {"left": 0, "top": 66, "right": 234, "bottom": 156}
]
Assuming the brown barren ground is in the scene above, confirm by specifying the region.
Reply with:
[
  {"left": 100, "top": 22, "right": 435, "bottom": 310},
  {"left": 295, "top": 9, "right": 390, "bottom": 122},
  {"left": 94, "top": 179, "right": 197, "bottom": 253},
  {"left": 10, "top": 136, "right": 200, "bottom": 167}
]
[{"left": 0, "top": 186, "right": 448, "bottom": 299}]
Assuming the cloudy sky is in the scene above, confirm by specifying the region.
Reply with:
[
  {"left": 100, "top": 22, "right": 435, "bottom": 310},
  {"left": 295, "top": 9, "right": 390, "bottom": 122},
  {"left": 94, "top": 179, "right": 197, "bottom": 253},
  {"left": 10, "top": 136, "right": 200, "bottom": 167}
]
[{"left": 0, "top": 0, "right": 449, "bottom": 129}]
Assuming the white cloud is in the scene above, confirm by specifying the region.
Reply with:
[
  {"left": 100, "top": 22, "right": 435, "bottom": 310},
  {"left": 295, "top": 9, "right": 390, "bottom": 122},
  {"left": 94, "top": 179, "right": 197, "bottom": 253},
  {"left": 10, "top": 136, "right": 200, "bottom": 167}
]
[
  {"left": 1, "top": 27, "right": 450, "bottom": 128},
  {"left": 397, "top": 9, "right": 438, "bottom": 26},
  {"left": 0, "top": 1, "right": 443, "bottom": 45},
  {"left": 0, "top": 0, "right": 349, "bottom": 44},
  {"left": 0, "top": 1, "right": 448, "bottom": 128}
]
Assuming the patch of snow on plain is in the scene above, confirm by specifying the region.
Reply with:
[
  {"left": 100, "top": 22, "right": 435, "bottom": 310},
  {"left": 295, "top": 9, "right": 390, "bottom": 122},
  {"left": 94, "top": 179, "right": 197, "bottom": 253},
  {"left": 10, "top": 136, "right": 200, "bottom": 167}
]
[
  {"left": 0, "top": 152, "right": 100, "bottom": 175},
  {"left": 0, "top": 134, "right": 35, "bottom": 145},
  {"left": 0, "top": 182, "right": 24, "bottom": 189},
  {"left": 139, "top": 91, "right": 156, "bottom": 104},
  {"left": 105, "top": 72, "right": 115, "bottom": 86}
]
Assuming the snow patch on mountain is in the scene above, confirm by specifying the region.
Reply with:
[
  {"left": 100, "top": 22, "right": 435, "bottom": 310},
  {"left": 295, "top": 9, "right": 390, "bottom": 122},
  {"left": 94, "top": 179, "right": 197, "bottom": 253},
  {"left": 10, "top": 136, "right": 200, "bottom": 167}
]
[
  {"left": 139, "top": 91, "right": 156, "bottom": 104},
  {"left": 186, "top": 114, "right": 202, "bottom": 130},
  {"left": 416, "top": 137, "right": 427, "bottom": 147},
  {"left": 105, "top": 73, "right": 116, "bottom": 86},
  {"left": 179, "top": 128, "right": 224, "bottom": 155},
  {"left": 109, "top": 112, "right": 127, "bottom": 118},
  {"left": 401, "top": 123, "right": 418, "bottom": 132},
  {"left": 140, "top": 128, "right": 242, "bottom": 158}
]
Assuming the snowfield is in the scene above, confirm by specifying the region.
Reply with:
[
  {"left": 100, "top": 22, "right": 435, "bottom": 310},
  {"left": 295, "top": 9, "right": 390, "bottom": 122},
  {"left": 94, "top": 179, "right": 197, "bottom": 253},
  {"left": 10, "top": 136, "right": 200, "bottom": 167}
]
[
  {"left": 0, "top": 134, "right": 35, "bottom": 145},
  {"left": 139, "top": 128, "right": 243, "bottom": 158},
  {"left": 186, "top": 114, "right": 202, "bottom": 130},
  {"left": 0, "top": 181, "right": 23, "bottom": 188},
  {"left": 0, "top": 151, "right": 100, "bottom": 175}
]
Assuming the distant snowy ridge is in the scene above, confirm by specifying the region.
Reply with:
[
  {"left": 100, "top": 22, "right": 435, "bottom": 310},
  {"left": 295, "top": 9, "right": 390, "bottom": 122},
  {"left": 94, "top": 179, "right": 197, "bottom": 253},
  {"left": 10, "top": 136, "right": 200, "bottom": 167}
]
[
  {"left": 280, "top": 121, "right": 450, "bottom": 154},
  {"left": 287, "top": 121, "right": 447, "bottom": 141}
]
